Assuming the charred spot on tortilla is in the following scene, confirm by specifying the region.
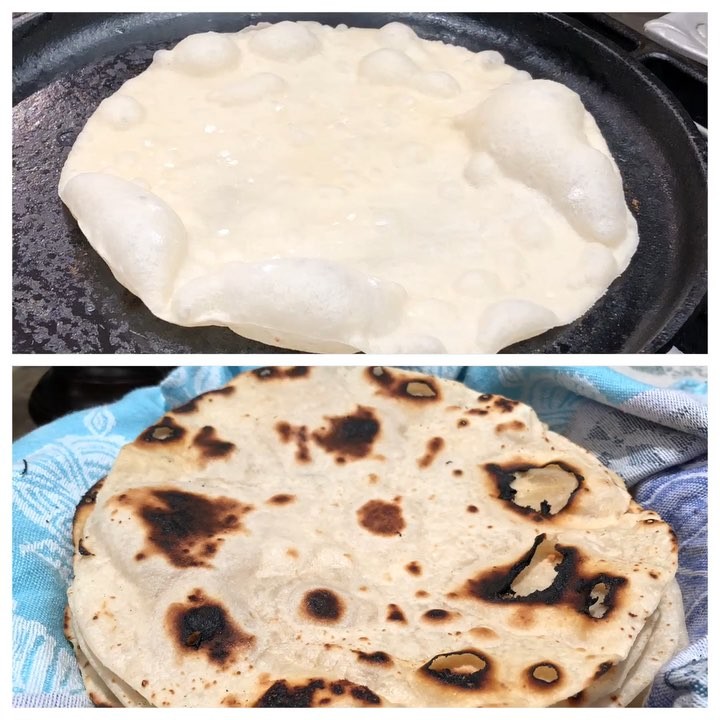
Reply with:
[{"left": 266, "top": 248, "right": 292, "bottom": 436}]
[
  {"left": 420, "top": 651, "right": 492, "bottom": 691},
  {"left": 405, "top": 561, "right": 422, "bottom": 576},
  {"left": 312, "top": 406, "right": 380, "bottom": 459},
  {"left": 253, "top": 367, "right": 312, "bottom": 381},
  {"left": 167, "top": 592, "right": 254, "bottom": 667},
  {"left": 302, "top": 589, "right": 344, "bottom": 622},
  {"left": 173, "top": 385, "right": 235, "bottom": 413},
  {"left": 274, "top": 421, "right": 311, "bottom": 463},
  {"left": 387, "top": 604, "right": 407, "bottom": 623},
  {"left": 267, "top": 493, "right": 296, "bottom": 505},
  {"left": 463, "top": 534, "right": 628, "bottom": 619},
  {"left": 355, "top": 650, "right": 393, "bottom": 666},
  {"left": 138, "top": 417, "right": 186, "bottom": 444},
  {"left": 485, "top": 461, "right": 583, "bottom": 519},
  {"left": 118, "top": 487, "right": 250, "bottom": 568},
  {"left": 357, "top": 499, "right": 405, "bottom": 536},
  {"left": 254, "top": 679, "right": 325, "bottom": 707},
  {"left": 527, "top": 662, "right": 561, "bottom": 687},
  {"left": 193, "top": 425, "right": 235, "bottom": 459},
  {"left": 423, "top": 609, "right": 453, "bottom": 622},
  {"left": 366, "top": 367, "right": 441, "bottom": 402}
]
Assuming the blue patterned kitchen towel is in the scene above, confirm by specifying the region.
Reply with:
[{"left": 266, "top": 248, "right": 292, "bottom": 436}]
[{"left": 12, "top": 366, "right": 707, "bottom": 708}]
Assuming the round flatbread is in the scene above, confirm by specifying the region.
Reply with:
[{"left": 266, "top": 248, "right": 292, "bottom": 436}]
[
  {"left": 59, "top": 21, "right": 638, "bottom": 353},
  {"left": 67, "top": 367, "right": 680, "bottom": 707}
]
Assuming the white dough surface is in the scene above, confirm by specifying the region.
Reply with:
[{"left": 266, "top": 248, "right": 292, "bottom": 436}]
[{"left": 59, "top": 21, "right": 639, "bottom": 353}]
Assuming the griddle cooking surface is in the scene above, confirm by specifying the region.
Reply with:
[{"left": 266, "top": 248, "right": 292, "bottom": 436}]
[{"left": 12, "top": 12, "right": 707, "bottom": 353}]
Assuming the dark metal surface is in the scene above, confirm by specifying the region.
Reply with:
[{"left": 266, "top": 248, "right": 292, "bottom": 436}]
[{"left": 12, "top": 12, "right": 707, "bottom": 354}]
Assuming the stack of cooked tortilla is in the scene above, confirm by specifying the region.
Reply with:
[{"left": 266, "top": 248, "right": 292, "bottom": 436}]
[{"left": 66, "top": 367, "right": 685, "bottom": 707}]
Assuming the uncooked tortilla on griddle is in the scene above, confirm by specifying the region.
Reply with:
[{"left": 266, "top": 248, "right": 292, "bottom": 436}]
[{"left": 59, "top": 21, "right": 639, "bottom": 353}]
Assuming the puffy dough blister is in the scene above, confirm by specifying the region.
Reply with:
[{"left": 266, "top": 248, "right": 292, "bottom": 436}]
[{"left": 59, "top": 21, "right": 639, "bottom": 353}]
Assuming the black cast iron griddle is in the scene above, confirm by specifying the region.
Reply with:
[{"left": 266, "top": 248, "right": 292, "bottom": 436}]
[{"left": 12, "top": 12, "right": 707, "bottom": 354}]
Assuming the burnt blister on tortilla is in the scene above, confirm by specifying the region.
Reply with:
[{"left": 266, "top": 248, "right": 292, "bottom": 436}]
[
  {"left": 365, "top": 367, "right": 441, "bottom": 402},
  {"left": 420, "top": 651, "right": 492, "bottom": 691},
  {"left": 274, "top": 422, "right": 311, "bottom": 463},
  {"left": 254, "top": 679, "right": 326, "bottom": 707},
  {"left": 527, "top": 662, "right": 562, "bottom": 688},
  {"left": 78, "top": 537, "right": 94, "bottom": 556},
  {"left": 423, "top": 609, "right": 453, "bottom": 622},
  {"left": 252, "top": 366, "right": 311, "bottom": 381},
  {"left": 313, "top": 406, "right": 380, "bottom": 460},
  {"left": 126, "top": 487, "right": 251, "bottom": 568},
  {"left": 484, "top": 460, "right": 583, "bottom": 520},
  {"left": 357, "top": 499, "right": 405, "bottom": 536},
  {"left": 193, "top": 425, "right": 235, "bottom": 459},
  {"left": 354, "top": 650, "right": 393, "bottom": 666},
  {"left": 138, "top": 416, "right": 186, "bottom": 444},
  {"left": 167, "top": 590, "right": 254, "bottom": 668},
  {"left": 302, "top": 589, "right": 344, "bottom": 622},
  {"left": 463, "top": 534, "right": 628, "bottom": 620},
  {"left": 387, "top": 603, "right": 407, "bottom": 623},
  {"left": 173, "top": 385, "right": 235, "bottom": 413}
]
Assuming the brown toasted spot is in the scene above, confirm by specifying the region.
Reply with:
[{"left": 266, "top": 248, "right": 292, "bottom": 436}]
[
  {"left": 193, "top": 426, "right": 235, "bottom": 460},
  {"left": 420, "top": 651, "right": 492, "bottom": 691},
  {"left": 267, "top": 494, "right": 295, "bottom": 506},
  {"left": 134, "top": 552, "right": 146, "bottom": 561},
  {"left": 368, "top": 473, "right": 379, "bottom": 484},
  {"left": 496, "top": 420, "right": 526, "bottom": 433},
  {"left": 274, "top": 422, "right": 311, "bottom": 463},
  {"left": 330, "top": 682, "right": 345, "bottom": 695},
  {"left": 78, "top": 538, "right": 93, "bottom": 556},
  {"left": 649, "top": 571, "right": 659, "bottom": 579},
  {"left": 287, "top": 548, "right": 299, "bottom": 559},
  {"left": 415, "top": 590, "right": 429, "bottom": 598},
  {"left": 366, "top": 367, "right": 441, "bottom": 402},
  {"left": 457, "top": 419, "right": 469, "bottom": 428},
  {"left": 462, "top": 534, "right": 627, "bottom": 620},
  {"left": 423, "top": 609, "right": 451, "bottom": 621},
  {"left": 568, "top": 690, "right": 586, "bottom": 706},
  {"left": 221, "top": 694, "right": 242, "bottom": 707},
  {"left": 466, "top": 408, "right": 489, "bottom": 416},
  {"left": 528, "top": 663, "right": 560, "bottom": 686},
  {"left": 117, "top": 487, "right": 251, "bottom": 568},
  {"left": 594, "top": 661, "right": 614, "bottom": 678},
  {"left": 137, "top": 417, "right": 186, "bottom": 444},
  {"left": 313, "top": 406, "right": 380, "bottom": 460},
  {"left": 453, "top": 469, "right": 464, "bottom": 476},
  {"left": 484, "top": 460, "right": 583, "bottom": 520},
  {"left": 357, "top": 500, "right": 405, "bottom": 536},
  {"left": 355, "top": 650, "right": 393, "bottom": 666},
  {"left": 405, "top": 561, "right": 422, "bottom": 576},
  {"left": 350, "top": 686, "right": 381, "bottom": 705},
  {"left": 141, "top": 680, "right": 149, "bottom": 688},
  {"left": 253, "top": 366, "right": 311, "bottom": 381},
  {"left": 173, "top": 385, "right": 235, "bottom": 413},
  {"left": 418, "top": 436, "right": 444, "bottom": 468},
  {"left": 467, "top": 505, "right": 478, "bottom": 513},
  {"left": 167, "top": 590, "right": 254, "bottom": 668},
  {"left": 387, "top": 604, "right": 406, "bottom": 622},
  {"left": 254, "top": 679, "right": 325, "bottom": 707},
  {"left": 509, "top": 606, "right": 536, "bottom": 628},
  {"left": 469, "top": 626, "right": 499, "bottom": 641},
  {"left": 494, "top": 397, "right": 519, "bottom": 413},
  {"left": 302, "top": 589, "right": 344, "bottom": 622},
  {"left": 478, "top": 394, "right": 493, "bottom": 401}
]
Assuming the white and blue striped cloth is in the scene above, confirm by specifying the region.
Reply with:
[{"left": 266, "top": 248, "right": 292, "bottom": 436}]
[{"left": 12, "top": 366, "right": 707, "bottom": 708}]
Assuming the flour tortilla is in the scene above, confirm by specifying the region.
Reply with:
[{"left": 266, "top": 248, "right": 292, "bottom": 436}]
[
  {"left": 67, "top": 367, "right": 680, "bottom": 707},
  {"left": 59, "top": 21, "right": 638, "bottom": 353}
]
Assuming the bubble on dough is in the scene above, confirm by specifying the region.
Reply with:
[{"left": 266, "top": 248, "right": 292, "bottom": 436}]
[
  {"left": 59, "top": 173, "right": 187, "bottom": 312},
  {"left": 568, "top": 243, "right": 619, "bottom": 289},
  {"left": 464, "top": 152, "right": 497, "bottom": 187},
  {"left": 96, "top": 95, "right": 146, "bottom": 130},
  {"left": 171, "top": 258, "right": 407, "bottom": 344},
  {"left": 477, "top": 50, "right": 505, "bottom": 68},
  {"left": 464, "top": 79, "right": 628, "bottom": 247},
  {"left": 512, "top": 69, "right": 533, "bottom": 82},
  {"left": 170, "top": 32, "right": 240, "bottom": 76},
  {"left": 457, "top": 269, "right": 504, "bottom": 298},
  {"left": 208, "top": 73, "right": 288, "bottom": 107},
  {"left": 248, "top": 21, "right": 320, "bottom": 62},
  {"left": 378, "top": 22, "right": 418, "bottom": 50},
  {"left": 476, "top": 299, "right": 558, "bottom": 352},
  {"left": 411, "top": 70, "right": 461, "bottom": 98},
  {"left": 358, "top": 48, "right": 419, "bottom": 85}
]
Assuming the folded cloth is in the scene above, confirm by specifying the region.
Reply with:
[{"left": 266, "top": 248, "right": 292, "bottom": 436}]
[{"left": 12, "top": 366, "right": 707, "bottom": 708}]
